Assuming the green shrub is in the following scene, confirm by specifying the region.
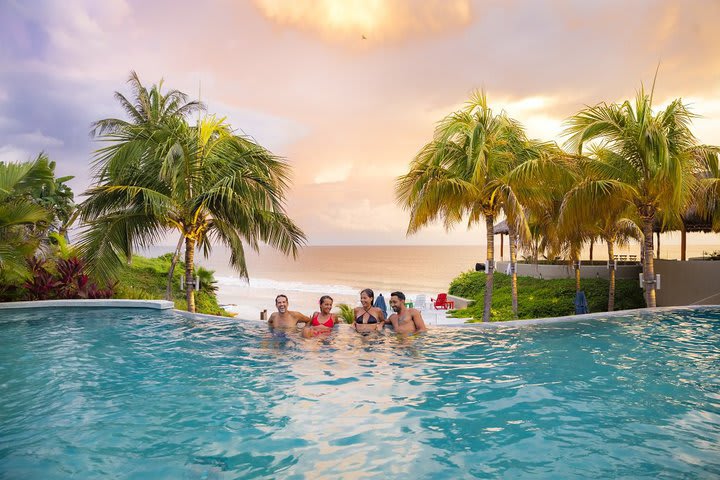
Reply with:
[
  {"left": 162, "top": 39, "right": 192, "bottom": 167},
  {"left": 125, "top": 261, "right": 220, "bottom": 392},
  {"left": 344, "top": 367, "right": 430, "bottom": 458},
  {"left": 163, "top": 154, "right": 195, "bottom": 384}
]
[
  {"left": 113, "top": 254, "right": 231, "bottom": 316},
  {"left": 336, "top": 303, "right": 355, "bottom": 324},
  {"left": 449, "top": 271, "right": 644, "bottom": 322}
]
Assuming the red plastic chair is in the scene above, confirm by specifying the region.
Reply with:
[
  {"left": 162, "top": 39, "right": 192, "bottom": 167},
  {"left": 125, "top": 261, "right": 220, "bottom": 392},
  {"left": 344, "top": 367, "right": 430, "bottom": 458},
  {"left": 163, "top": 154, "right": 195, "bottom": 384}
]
[{"left": 432, "top": 293, "right": 453, "bottom": 310}]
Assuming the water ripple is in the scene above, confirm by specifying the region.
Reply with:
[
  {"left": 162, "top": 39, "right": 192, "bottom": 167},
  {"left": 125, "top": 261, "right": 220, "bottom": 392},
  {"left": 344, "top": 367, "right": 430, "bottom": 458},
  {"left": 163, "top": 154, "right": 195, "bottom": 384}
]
[{"left": 1, "top": 307, "right": 719, "bottom": 478}]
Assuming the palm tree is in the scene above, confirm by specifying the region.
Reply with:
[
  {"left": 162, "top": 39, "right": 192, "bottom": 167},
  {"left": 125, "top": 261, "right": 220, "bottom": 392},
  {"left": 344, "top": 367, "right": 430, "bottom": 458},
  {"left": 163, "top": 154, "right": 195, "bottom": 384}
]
[
  {"left": 396, "top": 91, "right": 521, "bottom": 322},
  {"left": 494, "top": 134, "right": 544, "bottom": 318},
  {"left": 564, "top": 82, "right": 702, "bottom": 307},
  {"left": 559, "top": 149, "right": 641, "bottom": 310},
  {"left": 80, "top": 77, "right": 306, "bottom": 313},
  {"left": 91, "top": 71, "right": 203, "bottom": 137},
  {"left": 692, "top": 147, "right": 720, "bottom": 231},
  {"left": 0, "top": 160, "right": 52, "bottom": 282},
  {"left": 89, "top": 71, "right": 203, "bottom": 293},
  {"left": 507, "top": 142, "right": 579, "bottom": 259}
]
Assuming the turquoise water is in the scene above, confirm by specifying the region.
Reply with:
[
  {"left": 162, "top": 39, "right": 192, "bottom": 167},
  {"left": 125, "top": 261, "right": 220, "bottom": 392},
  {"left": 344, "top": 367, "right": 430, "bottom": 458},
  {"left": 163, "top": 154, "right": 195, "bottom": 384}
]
[{"left": 1, "top": 308, "right": 719, "bottom": 479}]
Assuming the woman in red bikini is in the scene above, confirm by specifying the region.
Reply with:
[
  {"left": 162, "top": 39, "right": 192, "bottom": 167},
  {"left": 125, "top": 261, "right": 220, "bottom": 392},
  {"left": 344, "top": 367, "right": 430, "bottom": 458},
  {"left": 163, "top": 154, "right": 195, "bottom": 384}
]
[{"left": 302, "top": 295, "right": 338, "bottom": 338}]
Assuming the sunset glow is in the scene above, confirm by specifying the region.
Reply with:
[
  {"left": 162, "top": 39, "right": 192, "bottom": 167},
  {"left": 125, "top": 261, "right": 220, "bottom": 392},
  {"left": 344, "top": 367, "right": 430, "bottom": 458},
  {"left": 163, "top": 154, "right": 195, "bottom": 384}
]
[
  {"left": 1, "top": 0, "right": 719, "bottom": 245},
  {"left": 252, "top": 0, "right": 472, "bottom": 43}
]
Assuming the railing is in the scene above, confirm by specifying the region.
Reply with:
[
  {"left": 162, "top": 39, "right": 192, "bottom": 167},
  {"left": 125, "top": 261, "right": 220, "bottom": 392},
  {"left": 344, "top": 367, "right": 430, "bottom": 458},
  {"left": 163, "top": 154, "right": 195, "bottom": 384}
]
[{"left": 613, "top": 254, "right": 638, "bottom": 263}]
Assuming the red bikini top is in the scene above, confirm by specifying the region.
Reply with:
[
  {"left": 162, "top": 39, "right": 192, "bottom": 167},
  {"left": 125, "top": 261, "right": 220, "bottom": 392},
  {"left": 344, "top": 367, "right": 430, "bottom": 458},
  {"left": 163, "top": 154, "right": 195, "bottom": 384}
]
[{"left": 311, "top": 312, "right": 334, "bottom": 328}]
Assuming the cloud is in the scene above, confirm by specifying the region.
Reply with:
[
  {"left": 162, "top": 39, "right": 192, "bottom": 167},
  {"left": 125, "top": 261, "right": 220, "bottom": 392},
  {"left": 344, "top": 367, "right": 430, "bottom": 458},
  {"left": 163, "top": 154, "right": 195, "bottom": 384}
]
[
  {"left": 1, "top": 0, "right": 719, "bottom": 247},
  {"left": 207, "top": 100, "right": 310, "bottom": 154},
  {"left": 10, "top": 130, "right": 64, "bottom": 148},
  {"left": 0, "top": 145, "right": 32, "bottom": 163},
  {"left": 251, "top": 0, "right": 472, "bottom": 45}
]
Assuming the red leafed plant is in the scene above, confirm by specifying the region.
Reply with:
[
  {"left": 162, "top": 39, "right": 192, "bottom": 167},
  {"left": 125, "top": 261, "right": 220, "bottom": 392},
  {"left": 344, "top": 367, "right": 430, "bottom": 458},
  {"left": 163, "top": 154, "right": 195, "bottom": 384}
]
[
  {"left": 24, "top": 257, "right": 61, "bottom": 300},
  {"left": 23, "top": 256, "right": 115, "bottom": 300}
]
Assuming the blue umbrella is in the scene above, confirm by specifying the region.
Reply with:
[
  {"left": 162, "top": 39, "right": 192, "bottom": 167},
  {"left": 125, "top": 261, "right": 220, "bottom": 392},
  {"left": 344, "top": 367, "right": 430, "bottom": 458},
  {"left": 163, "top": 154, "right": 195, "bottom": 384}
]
[
  {"left": 374, "top": 293, "right": 388, "bottom": 318},
  {"left": 574, "top": 290, "right": 589, "bottom": 314}
]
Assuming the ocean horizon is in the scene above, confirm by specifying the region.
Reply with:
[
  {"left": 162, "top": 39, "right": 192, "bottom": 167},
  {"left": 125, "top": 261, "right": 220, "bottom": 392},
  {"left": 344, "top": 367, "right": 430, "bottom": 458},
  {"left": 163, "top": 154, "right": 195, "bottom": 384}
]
[{"left": 139, "top": 238, "right": 720, "bottom": 320}]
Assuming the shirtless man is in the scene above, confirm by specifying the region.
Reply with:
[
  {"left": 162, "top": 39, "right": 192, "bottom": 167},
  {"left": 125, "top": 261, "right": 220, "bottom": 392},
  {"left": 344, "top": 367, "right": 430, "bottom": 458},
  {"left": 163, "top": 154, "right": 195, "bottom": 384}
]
[
  {"left": 387, "top": 291, "right": 428, "bottom": 334},
  {"left": 268, "top": 294, "right": 311, "bottom": 330}
]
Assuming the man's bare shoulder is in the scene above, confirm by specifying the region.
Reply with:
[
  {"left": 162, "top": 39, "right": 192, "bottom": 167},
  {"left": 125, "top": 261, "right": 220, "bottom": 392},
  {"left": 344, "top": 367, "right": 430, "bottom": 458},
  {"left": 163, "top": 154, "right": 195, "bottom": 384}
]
[
  {"left": 408, "top": 308, "right": 423, "bottom": 317},
  {"left": 290, "top": 311, "right": 310, "bottom": 321}
]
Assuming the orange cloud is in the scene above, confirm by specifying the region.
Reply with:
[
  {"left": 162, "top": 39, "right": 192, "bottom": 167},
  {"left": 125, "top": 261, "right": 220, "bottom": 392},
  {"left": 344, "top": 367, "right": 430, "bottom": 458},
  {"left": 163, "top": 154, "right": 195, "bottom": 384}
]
[{"left": 251, "top": 0, "right": 472, "bottom": 44}]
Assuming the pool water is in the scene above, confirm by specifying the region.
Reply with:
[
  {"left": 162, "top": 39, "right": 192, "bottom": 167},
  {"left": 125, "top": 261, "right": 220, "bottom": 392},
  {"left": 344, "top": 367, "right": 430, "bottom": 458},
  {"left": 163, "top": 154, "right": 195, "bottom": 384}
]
[{"left": 1, "top": 307, "right": 719, "bottom": 479}]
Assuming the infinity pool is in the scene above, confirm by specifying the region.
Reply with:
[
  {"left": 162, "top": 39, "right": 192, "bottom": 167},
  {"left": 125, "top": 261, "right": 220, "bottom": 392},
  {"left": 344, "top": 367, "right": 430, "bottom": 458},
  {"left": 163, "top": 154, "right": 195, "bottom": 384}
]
[{"left": 1, "top": 307, "right": 719, "bottom": 478}]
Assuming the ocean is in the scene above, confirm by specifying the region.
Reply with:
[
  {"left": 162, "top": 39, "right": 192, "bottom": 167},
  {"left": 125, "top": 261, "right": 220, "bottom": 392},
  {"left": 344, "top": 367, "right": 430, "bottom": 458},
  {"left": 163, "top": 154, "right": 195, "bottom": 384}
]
[{"left": 143, "top": 238, "right": 720, "bottom": 320}]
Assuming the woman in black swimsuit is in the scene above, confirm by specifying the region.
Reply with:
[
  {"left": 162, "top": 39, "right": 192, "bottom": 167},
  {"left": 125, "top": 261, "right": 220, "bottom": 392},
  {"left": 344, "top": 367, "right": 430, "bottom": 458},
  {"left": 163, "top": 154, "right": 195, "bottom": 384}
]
[{"left": 353, "top": 288, "right": 385, "bottom": 334}]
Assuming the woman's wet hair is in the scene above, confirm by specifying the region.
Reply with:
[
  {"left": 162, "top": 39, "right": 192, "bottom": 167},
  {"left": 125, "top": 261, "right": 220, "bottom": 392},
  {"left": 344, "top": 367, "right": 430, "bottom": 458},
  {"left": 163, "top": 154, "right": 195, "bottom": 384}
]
[
  {"left": 319, "top": 295, "right": 333, "bottom": 305},
  {"left": 360, "top": 288, "right": 375, "bottom": 303}
]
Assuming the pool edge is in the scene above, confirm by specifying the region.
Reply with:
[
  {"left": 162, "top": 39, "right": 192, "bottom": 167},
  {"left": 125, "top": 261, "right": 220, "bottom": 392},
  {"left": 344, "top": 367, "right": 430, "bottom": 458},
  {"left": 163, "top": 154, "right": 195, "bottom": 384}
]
[
  {"left": 0, "top": 299, "right": 174, "bottom": 310},
  {"left": 445, "top": 304, "right": 720, "bottom": 328},
  {"left": 3, "top": 301, "right": 717, "bottom": 330}
]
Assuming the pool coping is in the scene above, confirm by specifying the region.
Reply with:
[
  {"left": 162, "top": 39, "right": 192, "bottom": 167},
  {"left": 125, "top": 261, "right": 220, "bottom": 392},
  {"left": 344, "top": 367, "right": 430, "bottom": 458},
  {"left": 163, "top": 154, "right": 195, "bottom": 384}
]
[
  {"left": 0, "top": 299, "right": 175, "bottom": 310},
  {"left": 2, "top": 300, "right": 717, "bottom": 330},
  {"left": 443, "top": 304, "right": 720, "bottom": 328}
]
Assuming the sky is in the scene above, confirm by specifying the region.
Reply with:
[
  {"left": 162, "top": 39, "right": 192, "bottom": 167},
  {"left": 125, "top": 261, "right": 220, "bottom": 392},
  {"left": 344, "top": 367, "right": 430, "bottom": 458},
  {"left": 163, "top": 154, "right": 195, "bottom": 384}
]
[{"left": 1, "top": 0, "right": 720, "bottom": 246}]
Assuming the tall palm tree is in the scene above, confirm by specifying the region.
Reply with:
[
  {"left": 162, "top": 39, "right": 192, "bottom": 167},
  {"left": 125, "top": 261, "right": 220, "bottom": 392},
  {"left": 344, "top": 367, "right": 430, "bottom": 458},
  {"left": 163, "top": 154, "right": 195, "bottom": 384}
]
[
  {"left": 494, "top": 135, "right": 547, "bottom": 318},
  {"left": 396, "top": 91, "right": 520, "bottom": 322},
  {"left": 564, "top": 83, "right": 702, "bottom": 307},
  {"left": 90, "top": 71, "right": 204, "bottom": 289},
  {"left": 559, "top": 149, "right": 641, "bottom": 310},
  {"left": 80, "top": 78, "right": 306, "bottom": 313}
]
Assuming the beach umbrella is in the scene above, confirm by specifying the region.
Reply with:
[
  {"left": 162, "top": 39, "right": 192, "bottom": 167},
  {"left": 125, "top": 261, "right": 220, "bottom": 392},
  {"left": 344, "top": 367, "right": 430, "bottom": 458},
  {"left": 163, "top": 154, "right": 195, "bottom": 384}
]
[{"left": 374, "top": 293, "right": 388, "bottom": 318}]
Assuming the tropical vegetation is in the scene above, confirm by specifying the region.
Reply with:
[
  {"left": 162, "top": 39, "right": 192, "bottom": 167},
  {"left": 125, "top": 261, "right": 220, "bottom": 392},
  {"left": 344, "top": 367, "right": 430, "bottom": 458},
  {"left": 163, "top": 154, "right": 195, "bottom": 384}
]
[
  {"left": 78, "top": 72, "right": 306, "bottom": 312},
  {"left": 449, "top": 271, "right": 644, "bottom": 322},
  {"left": 399, "top": 80, "right": 720, "bottom": 321},
  {"left": 1, "top": 73, "right": 304, "bottom": 316},
  {"left": 396, "top": 91, "right": 529, "bottom": 322},
  {"left": 0, "top": 155, "right": 73, "bottom": 287}
]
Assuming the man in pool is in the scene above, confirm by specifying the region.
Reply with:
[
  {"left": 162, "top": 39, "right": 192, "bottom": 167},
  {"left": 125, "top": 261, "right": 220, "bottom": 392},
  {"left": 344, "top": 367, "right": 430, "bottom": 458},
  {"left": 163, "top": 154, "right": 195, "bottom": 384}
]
[
  {"left": 387, "top": 291, "right": 428, "bottom": 334},
  {"left": 267, "top": 294, "right": 311, "bottom": 330}
]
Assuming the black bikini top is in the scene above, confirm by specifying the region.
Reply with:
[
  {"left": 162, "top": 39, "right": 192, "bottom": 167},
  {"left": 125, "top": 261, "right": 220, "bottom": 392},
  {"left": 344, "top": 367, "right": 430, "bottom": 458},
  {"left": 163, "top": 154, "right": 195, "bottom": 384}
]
[{"left": 355, "top": 308, "right": 379, "bottom": 324}]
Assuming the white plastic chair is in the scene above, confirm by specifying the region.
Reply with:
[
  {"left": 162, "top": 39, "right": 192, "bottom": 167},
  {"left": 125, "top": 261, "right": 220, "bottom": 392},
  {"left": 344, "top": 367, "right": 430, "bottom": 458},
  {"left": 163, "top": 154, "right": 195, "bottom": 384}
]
[{"left": 414, "top": 294, "right": 428, "bottom": 310}]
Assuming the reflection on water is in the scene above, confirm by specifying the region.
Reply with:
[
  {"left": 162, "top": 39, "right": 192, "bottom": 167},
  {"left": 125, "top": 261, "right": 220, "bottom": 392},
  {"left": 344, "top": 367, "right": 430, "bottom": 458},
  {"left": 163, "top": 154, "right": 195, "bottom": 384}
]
[{"left": 1, "top": 308, "right": 719, "bottom": 478}]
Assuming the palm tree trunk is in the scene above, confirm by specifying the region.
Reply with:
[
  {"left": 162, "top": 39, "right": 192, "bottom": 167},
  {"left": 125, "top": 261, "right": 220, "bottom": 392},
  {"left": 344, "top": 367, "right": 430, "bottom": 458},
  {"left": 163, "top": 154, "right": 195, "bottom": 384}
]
[
  {"left": 574, "top": 255, "right": 581, "bottom": 292},
  {"left": 589, "top": 238, "right": 594, "bottom": 262},
  {"left": 483, "top": 215, "right": 495, "bottom": 322},
  {"left": 642, "top": 218, "right": 657, "bottom": 307},
  {"left": 126, "top": 228, "right": 133, "bottom": 265},
  {"left": 681, "top": 224, "right": 686, "bottom": 261},
  {"left": 508, "top": 226, "right": 518, "bottom": 318},
  {"left": 607, "top": 239, "right": 616, "bottom": 312},
  {"left": 185, "top": 236, "right": 196, "bottom": 313},
  {"left": 166, "top": 233, "right": 185, "bottom": 300}
]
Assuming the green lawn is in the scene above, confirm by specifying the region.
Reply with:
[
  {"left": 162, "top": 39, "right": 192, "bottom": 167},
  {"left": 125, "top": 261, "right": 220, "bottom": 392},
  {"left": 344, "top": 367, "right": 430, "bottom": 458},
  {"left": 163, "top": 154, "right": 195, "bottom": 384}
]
[{"left": 448, "top": 271, "right": 645, "bottom": 322}]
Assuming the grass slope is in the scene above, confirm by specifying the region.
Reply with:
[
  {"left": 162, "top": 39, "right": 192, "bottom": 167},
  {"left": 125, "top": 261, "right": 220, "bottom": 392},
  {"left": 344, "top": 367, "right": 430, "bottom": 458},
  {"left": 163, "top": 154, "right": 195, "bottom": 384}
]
[
  {"left": 448, "top": 271, "right": 645, "bottom": 322},
  {"left": 114, "top": 254, "right": 231, "bottom": 316}
]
